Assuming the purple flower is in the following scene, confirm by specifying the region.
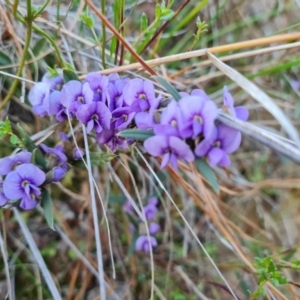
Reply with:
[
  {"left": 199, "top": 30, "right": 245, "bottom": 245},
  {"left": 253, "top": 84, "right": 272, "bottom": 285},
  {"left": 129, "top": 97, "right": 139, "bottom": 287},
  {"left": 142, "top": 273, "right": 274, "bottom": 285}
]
[
  {"left": 178, "top": 94, "right": 218, "bottom": 139},
  {"left": 76, "top": 102, "right": 112, "bottom": 134},
  {"left": 84, "top": 72, "right": 109, "bottom": 102},
  {"left": 112, "top": 107, "right": 135, "bottom": 130},
  {"left": 149, "top": 222, "right": 160, "bottom": 234},
  {"left": 108, "top": 73, "right": 120, "bottom": 83},
  {"left": 28, "top": 82, "right": 50, "bottom": 117},
  {"left": 223, "top": 86, "right": 249, "bottom": 121},
  {"left": 0, "top": 181, "right": 8, "bottom": 207},
  {"left": 195, "top": 124, "right": 241, "bottom": 167},
  {"left": 97, "top": 128, "right": 128, "bottom": 152},
  {"left": 52, "top": 166, "right": 66, "bottom": 182},
  {"left": 59, "top": 80, "right": 94, "bottom": 114},
  {"left": 148, "top": 197, "right": 158, "bottom": 206},
  {"left": 135, "top": 235, "right": 157, "bottom": 252},
  {"left": 144, "top": 135, "right": 195, "bottom": 171},
  {"left": 40, "top": 144, "right": 68, "bottom": 170},
  {"left": 41, "top": 71, "right": 63, "bottom": 91},
  {"left": 123, "top": 199, "right": 133, "bottom": 214},
  {"left": 73, "top": 147, "right": 85, "bottom": 160},
  {"left": 123, "top": 79, "right": 159, "bottom": 112},
  {"left": 107, "top": 78, "right": 130, "bottom": 111},
  {"left": 143, "top": 202, "right": 158, "bottom": 220},
  {"left": 59, "top": 132, "right": 69, "bottom": 142},
  {"left": 3, "top": 164, "right": 45, "bottom": 210},
  {"left": 0, "top": 152, "right": 32, "bottom": 176},
  {"left": 47, "top": 91, "right": 68, "bottom": 122}
]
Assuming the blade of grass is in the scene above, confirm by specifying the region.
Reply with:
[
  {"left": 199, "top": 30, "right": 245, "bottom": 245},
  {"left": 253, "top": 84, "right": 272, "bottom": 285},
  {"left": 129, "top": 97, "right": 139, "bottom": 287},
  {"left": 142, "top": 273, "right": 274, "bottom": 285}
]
[{"left": 207, "top": 51, "right": 300, "bottom": 149}]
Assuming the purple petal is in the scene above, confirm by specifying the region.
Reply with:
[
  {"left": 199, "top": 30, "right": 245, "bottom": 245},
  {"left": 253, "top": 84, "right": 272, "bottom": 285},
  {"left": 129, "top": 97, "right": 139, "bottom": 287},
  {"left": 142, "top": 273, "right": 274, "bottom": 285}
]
[
  {"left": 223, "top": 86, "right": 234, "bottom": 108},
  {"left": 207, "top": 148, "right": 225, "bottom": 166},
  {"left": 135, "top": 112, "right": 155, "bottom": 130},
  {"left": 234, "top": 106, "right": 249, "bottom": 121},
  {"left": 19, "top": 196, "right": 38, "bottom": 210},
  {"left": 135, "top": 236, "right": 148, "bottom": 251},
  {"left": 41, "top": 71, "right": 63, "bottom": 91},
  {"left": 169, "top": 136, "right": 194, "bottom": 162},
  {"left": 218, "top": 125, "right": 241, "bottom": 154},
  {"left": 161, "top": 152, "right": 171, "bottom": 169},
  {"left": 148, "top": 197, "right": 158, "bottom": 206},
  {"left": 33, "top": 104, "right": 48, "bottom": 117},
  {"left": 144, "top": 136, "right": 168, "bottom": 157},
  {"left": 201, "top": 100, "right": 219, "bottom": 138},
  {"left": 0, "top": 193, "right": 8, "bottom": 206},
  {"left": 170, "top": 153, "right": 178, "bottom": 170},
  {"left": 73, "top": 148, "right": 85, "bottom": 160},
  {"left": 96, "top": 129, "right": 115, "bottom": 144},
  {"left": 149, "top": 223, "right": 160, "bottom": 235},
  {"left": 194, "top": 127, "right": 217, "bottom": 157},
  {"left": 3, "top": 171, "right": 24, "bottom": 200},
  {"left": 218, "top": 153, "right": 231, "bottom": 167},
  {"left": 153, "top": 124, "right": 179, "bottom": 137},
  {"left": 85, "top": 72, "right": 108, "bottom": 102},
  {"left": 52, "top": 166, "right": 66, "bottom": 182},
  {"left": 59, "top": 80, "right": 82, "bottom": 110},
  {"left": 28, "top": 82, "right": 50, "bottom": 106},
  {"left": 12, "top": 152, "right": 32, "bottom": 165},
  {"left": 48, "top": 91, "right": 62, "bottom": 115},
  {"left": 0, "top": 157, "right": 13, "bottom": 176},
  {"left": 15, "top": 164, "right": 46, "bottom": 186}
]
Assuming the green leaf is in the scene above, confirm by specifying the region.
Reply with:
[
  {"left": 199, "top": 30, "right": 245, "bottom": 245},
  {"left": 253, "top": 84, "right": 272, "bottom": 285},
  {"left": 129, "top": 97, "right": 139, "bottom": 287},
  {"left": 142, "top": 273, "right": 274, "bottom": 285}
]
[
  {"left": 30, "top": 148, "right": 47, "bottom": 170},
  {"left": 155, "top": 4, "right": 162, "bottom": 20},
  {"left": 46, "top": 66, "right": 59, "bottom": 77},
  {"left": 118, "top": 129, "right": 154, "bottom": 141},
  {"left": 0, "top": 118, "right": 12, "bottom": 138},
  {"left": 41, "top": 189, "right": 54, "bottom": 230},
  {"left": 140, "top": 13, "right": 148, "bottom": 32},
  {"left": 32, "top": 38, "right": 47, "bottom": 57},
  {"left": 9, "top": 134, "right": 22, "bottom": 146},
  {"left": 195, "top": 158, "right": 219, "bottom": 194},
  {"left": 63, "top": 68, "right": 79, "bottom": 83},
  {"left": 80, "top": 13, "right": 94, "bottom": 29},
  {"left": 0, "top": 51, "right": 13, "bottom": 73},
  {"left": 153, "top": 76, "right": 181, "bottom": 101},
  {"left": 17, "top": 124, "right": 36, "bottom": 151}
]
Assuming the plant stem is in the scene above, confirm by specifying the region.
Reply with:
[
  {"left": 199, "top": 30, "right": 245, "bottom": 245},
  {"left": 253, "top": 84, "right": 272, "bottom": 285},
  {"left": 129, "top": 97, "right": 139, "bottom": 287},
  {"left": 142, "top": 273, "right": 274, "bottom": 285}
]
[
  {"left": 82, "top": 124, "right": 106, "bottom": 300},
  {"left": 0, "top": 0, "right": 33, "bottom": 111},
  {"left": 101, "top": 0, "right": 106, "bottom": 68}
]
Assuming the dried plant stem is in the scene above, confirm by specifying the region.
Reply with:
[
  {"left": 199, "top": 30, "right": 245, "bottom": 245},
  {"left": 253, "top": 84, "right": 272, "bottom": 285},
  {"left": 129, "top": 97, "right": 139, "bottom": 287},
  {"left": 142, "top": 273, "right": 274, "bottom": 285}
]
[
  {"left": 218, "top": 112, "right": 300, "bottom": 164},
  {"left": 13, "top": 208, "right": 62, "bottom": 300},
  {"left": 0, "top": 0, "right": 33, "bottom": 111},
  {"left": 0, "top": 225, "right": 13, "bottom": 300},
  {"left": 82, "top": 124, "right": 106, "bottom": 300},
  {"left": 135, "top": 148, "right": 239, "bottom": 300}
]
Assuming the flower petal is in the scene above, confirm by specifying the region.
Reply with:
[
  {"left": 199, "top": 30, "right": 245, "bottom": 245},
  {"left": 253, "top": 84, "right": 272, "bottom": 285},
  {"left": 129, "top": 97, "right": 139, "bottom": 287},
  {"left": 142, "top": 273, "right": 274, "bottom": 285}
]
[
  {"left": 19, "top": 196, "right": 38, "bottom": 210},
  {"left": 144, "top": 136, "right": 168, "bottom": 157},
  {"left": 0, "top": 157, "right": 13, "bottom": 175},
  {"left": 207, "top": 147, "right": 224, "bottom": 166},
  {"left": 15, "top": 164, "right": 46, "bottom": 186},
  {"left": 59, "top": 80, "right": 82, "bottom": 111},
  {"left": 169, "top": 136, "right": 194, "bottom": 162},
  {"left": 234, "top": 106, "right": 249, "bottom": 121},
  {"left": 3, "top": 171, "right": 24, "bottom": 200},
  {"left": 218, "top": 125, "right": 241, "bottom": 154}
]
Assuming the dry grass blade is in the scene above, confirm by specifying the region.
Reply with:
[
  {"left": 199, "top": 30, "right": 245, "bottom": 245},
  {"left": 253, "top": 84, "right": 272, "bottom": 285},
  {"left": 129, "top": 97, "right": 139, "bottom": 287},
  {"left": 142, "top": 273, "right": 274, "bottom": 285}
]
[
  {"left": 207, "top": 51, "right": 300, "bottom": 149},
  {"left": 218, "top": 112, "right": 300, "bottom": 164}
]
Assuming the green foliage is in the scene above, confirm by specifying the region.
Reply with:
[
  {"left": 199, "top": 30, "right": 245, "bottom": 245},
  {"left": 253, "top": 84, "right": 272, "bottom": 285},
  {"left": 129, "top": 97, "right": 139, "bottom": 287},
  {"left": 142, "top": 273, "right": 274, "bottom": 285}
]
[
  {"left": 118, "top": 129, "right": 154, "bottom": 141},
  {"left": 0, "top": 119, "right": 23, "bottom": 147},
  {"left": 251, "top": 257, "right": 288, "bottom": 298},
  {"left": 73, "top": 151, "right": 116, "bottom": 168},
  {"left": 17, "top": 124, "right": 36, "bottom": 151},
  {"left": 80, "top": 12, "right": 94, "bottom": 29},
  {"left": 63, "top": 67, "right": 79, "bottom": 83},
  {"left": 41, "top": 189, "right": 54, "bottom": 230},
  {"left": 195, "top": 158, "right": 219, "bottom": 194},
  {"left": 140, "top": 13, "right": 148, "bottom": 33},
  {"left": 154, "top": 76, "right": 181, "bottom": 101}
]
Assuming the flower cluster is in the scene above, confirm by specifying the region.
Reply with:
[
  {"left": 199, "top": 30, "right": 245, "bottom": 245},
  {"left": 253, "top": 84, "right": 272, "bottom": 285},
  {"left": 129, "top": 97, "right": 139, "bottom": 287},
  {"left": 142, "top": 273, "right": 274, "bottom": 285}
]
[
  {"left": 0, "top": 152, "right": 45, "bottom": 209},
  {"left": 28, "top": 71, "right": 248, "bottom": 170},
  {"left": 124, "top": 197, "right": 160, "bottom": 253}
]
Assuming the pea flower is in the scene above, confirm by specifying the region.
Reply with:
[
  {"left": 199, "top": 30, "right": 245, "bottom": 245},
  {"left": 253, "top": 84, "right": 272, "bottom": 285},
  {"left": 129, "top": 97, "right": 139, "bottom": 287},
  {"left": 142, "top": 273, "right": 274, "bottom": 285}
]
[
  {"left": 123, "top": 79, "right": 159, "bottom": 112},
  {"left": 3, "top": 164, "right": 46, "bottom": 210},
  {"left": 223, "top": 86, "right": 249, "bottom": 121},
  {"left": 195, "top": 124, "right": 241, "bottom": 167},
  {"left": 28, "top": 82, "right": 50, "bottom": 117},
  {"left": 73, "top": 148, "right": 85, "bottom": 160},
  {"left": 111, "top": 107, "right": 135, "bottom": 130},
  {"left": 149, "top": 222, "right": 160, "bottom": 234},
  {"left": 40, "top": 144, "right": 68, "bottom": 171},
  {"left": 143, "top": 198, "right": 158, "bottom": 220},
  {"left": 144, "top": 135, "right": 195, "bottom": 170},
  {"left": 76, "top": 102, "right": 112, "bottom": 134},
  {"left": 0, "top": 181, "right": 8, "bottom": 207},
  {"left": 41, "top": 71, "right": 63, "bottom": 91},
  {"left": 48, "top": 91, "right": 68, "bottom": 122},
  {"left": 84, "top": 72, "right": 109, "bottom": 102},
  {"left": 97, "top": 128, "right": 127, "bottom": 152},
  {"left": 135, "top": 235, "right": 157, "bottom": 252},
  {"left": 178, "top": 93, "right": 218, "bottom": 139},
  {"left": 107, "top": 77, "right": 130, "bottom": 111},
  {"left": 59, "top": 80, "right": 94, "bottom": 114},
  {"left": 0, "top": 152, "right": 32, "bottom": 176}
]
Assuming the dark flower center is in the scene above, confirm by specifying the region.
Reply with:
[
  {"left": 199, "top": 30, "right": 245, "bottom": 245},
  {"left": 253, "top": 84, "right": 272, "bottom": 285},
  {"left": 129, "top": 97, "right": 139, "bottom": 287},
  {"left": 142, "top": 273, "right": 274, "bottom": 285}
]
[
  {"left": 92, "top": 114, "right": 99, "bottom": 120},
  {"left": 78, "top": 96, "right": 84, "bottom": 103},
  {"left": 214, "top": 140, "right": 221, "bottom": 148},
  {"left": 97, "top": 88, "right": 102, "bottom": 94},
  {"left": 171, "top": 120, "right": 177, "bottom": 127},
  {"left": 138, "top": 93, "right": 146, "bottom": 100},
  {"left": 21, "top": 180, "right": 29, "bottom": 188},
  {"left": 194, "top": 115, "right": 202, "bottom": 124},
  {"left": 122, "top": 114, "right": 127, "bottom": 121}
]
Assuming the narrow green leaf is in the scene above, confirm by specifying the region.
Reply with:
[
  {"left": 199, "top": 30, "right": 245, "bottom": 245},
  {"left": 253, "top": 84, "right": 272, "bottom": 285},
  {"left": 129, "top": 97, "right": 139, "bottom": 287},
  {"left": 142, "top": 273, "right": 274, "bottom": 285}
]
[
  {"left": 0, "top": 51, "right": 12, "bottom": 70},
  {"left": 63, "top": 68, "right": 79, "bottom": 83},
  {"left": 31, "top": 148, "right": 47, "bottom": 170},
  {"left": 153, "top": 76, "right": 181, "bottom": 101},
  {"left": 195, "top": 158, "right": 219, "bottom": 194},
  {"left": 32, "top": 38, "right": 47, "bottom": 56},
  {"left": 141, "top": 13, "right": 148, "bottom": 32},
  {"left": 155, "top": 4, "right": 162, "bottom": 20},
  {"left": 9, "top": 134, "right": 22, "bottom": 146},
  {"left": 17, "top": 124, "right": 36, "bottom": 151},
  {"left": 41, "top": 189, "right": 54, "bottom": 230},
  {"left": 119, "top": 129, "right": 154, "bottom": 141}
]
